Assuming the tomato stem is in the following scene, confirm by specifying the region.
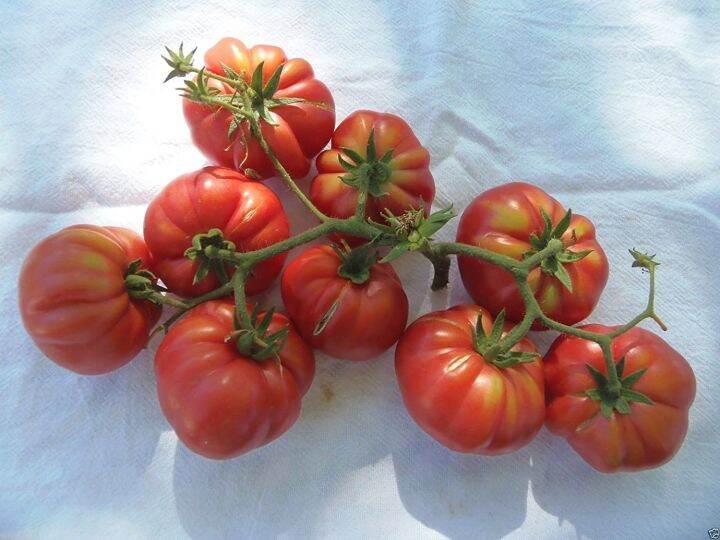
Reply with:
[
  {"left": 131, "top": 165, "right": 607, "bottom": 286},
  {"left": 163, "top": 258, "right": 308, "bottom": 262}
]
[
  {"left": 355, "top": 189, "right": 368, "bottom": 220},
  {"left": 599, "top": 339, "right": 622, "bottom": 394},
  {"left": 607, "top": 262, "right": 666, "bottom": 337},
  {"left": 492, "top": 279, "right": 538, "bottom": 354},
  {"left": 148, "top": 294, "right": 190, "bottom": 310},
  {"left": 149, "top": 282, "right": 234, "bottom": 337},
  {"left": 185, "top": 65, "right": 242, "bottom": 90},
  {"left": 424, "top": 246, "right": 451, "bottom": 291},
  {"left": 231, "top": 269, "right": 253, "bottom": 330}
]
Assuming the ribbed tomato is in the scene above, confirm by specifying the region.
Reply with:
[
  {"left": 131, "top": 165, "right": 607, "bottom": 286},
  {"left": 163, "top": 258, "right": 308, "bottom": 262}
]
[
  {"left": 280, "top": 244, "right": 409, "bottom": 361},
  {"left": 456, "top": 182, "right": 609, "bottom": 327},
  {"left": 310, "top": 110, "right": 434, "bottom": 232},
  {"left": 144, "top": 166, "right": 289, "bottom": 298},
  {"left": 155, "top": 299, "right": 315, "bottom": 459},
  {"left": 544, "top": 325, "right": 696, "bottom": 472},
  {"left": 18, "top": 225, "right": 160, "bottom": 375},
  {"left": 395, "top": 304, "right": 544, "bottom": 454},
  {"left": 183, "top": 37, "right": 335, "bottom": 179}
]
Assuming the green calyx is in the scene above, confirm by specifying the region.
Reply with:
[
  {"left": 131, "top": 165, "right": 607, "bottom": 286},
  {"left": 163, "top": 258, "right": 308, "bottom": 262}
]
[
  {"left": 585, "top": 358, "right": 653, "bottom": 418},
  {"left": 313, "top": 242, "right": 380, "bottom": 336},
  {"left": 228, "top": 61, "right": 304, "bottom": 129},
  {"left": 333, "top": 242, "right": 376, "bottom": 285},
  {"left": 472, "top": 309, "right": 539, "bottom": 368},
  {"left": 522, "top": 208, "right": 592, "bottom": 292},
  {"left": 184, "top": 228, "right": 236, "bottom": 285},
  {"left": 379, "top": 206, "right": 456, "bottom": 263},
  {"left": 179, "top": 67, "right": 221, "bottom": 106},
  {"left": 629, "top": 249, "right": 659, "bottom": 272},
  {"left": 124, "top": 259, "right": 164, "bottom": 303},
  {"left": 162, "top": 42, "right": 197, "bottom": 82},
  {"left": 338, "top": 129, "right": 394, "bottom": 198},
  {"left": 227, "top": 305, "right": 289, "bottom": 361},
  {"left": 169, "top": 48, "right": 305, "bottom": 138}
]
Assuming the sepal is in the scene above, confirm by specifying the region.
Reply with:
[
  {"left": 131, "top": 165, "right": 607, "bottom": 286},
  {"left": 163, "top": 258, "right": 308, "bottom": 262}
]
[
  {"left": 183, "top": 229, "right": 237, "bottom": 285},
  {"left": 584, "top": 357, "right": 654, "bottom": 417},
  {"left": 472, "top": 309, "right": 539, "bottom": 368},
  {"left": 162, "top": 42, "right": 196, "bottom": 82},
  {"left": 228, "top": 305, "right": 291, "bottom": 362},
  {"left": 629, "top": 249, "right": 660, "bottom": 272}
]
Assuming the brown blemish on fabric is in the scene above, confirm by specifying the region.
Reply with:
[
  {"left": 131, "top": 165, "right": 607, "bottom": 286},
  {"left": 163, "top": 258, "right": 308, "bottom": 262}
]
[{"left": 321, "top": 383, "right": 335, "bottom": 403}]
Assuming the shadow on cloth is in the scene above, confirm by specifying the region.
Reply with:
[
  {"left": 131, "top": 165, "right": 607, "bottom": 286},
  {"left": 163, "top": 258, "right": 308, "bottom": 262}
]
[
  {"left": 529, "top": 429, "right": 697, "bottom": 539},
  {"left": 7, "top": 348, "right": 165, "bottom": 528},
  {"left": 390, "top": 417, "right": 533, "bottom": 540},
  {"left": 172, "top": 356, "right": 397, "bottom": 538}
]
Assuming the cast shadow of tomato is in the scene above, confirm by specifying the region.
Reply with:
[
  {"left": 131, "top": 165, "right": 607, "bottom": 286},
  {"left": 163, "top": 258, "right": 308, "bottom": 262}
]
[
  {"left": 171, "top": 354, "right": 399, "bottom": 538},
  {"left": 6, "top": 344, "right": 166, "bottom": 530},
  {"left": 390, "top": 413, "right": 534, "bottom": 540},
  {"left": 529, "top": 428, "right": 704, "bottom": 539}
]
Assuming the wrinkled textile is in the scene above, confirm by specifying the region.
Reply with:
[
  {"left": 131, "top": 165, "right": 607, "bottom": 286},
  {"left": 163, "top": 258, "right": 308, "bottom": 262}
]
[{"left": 1, "top": 1, "right": 718, "bottom": 538}]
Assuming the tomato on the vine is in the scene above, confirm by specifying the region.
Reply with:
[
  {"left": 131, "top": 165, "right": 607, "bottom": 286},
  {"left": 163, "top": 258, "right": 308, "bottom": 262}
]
[
  {"left": 544, "top": 325, "right": 695, "bottom": 472},
  {"left": 395, "top": 304, "right": 544, "bottom": 454},
  {"left": 155, "top": 299, "right": 315, "bottom": 459},
  {"left": 183, "top": 37, "right": 335, "bottom": 179},
  {"left": 281, "top": 244, "right": 409, "bottom": 361},
  {"left": 144, "top": 166, "right": 290, "bottom": 298},
  {"left": 456, "top": 182, "right": 609, "bottom": 327},
  {"left": 310, "top": 110, "right": 435, "bottom": 237},
  {"left": 19, "top": 225, "right": 161, "bottom": 375}
]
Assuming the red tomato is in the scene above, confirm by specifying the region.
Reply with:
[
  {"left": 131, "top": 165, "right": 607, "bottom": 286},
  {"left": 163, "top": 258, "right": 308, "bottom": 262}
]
[
  {"left": 395, "top": 304, "right": 544, "bottom": 454},
  {"left": 280, "top": 245, "right": 409, "bottom": 361},
  {"left": 144, "top": 166, "right": 289, "bottom": 298},
  {"left": 456, "top": 182, "right": 609, "bottom": 327},
  {"left": 183, "top": 37, "right": 335, "bottom": 179},
  {"left": 310, "top": 110, "right": 435, "bottom": 232},
  {"left": 544, "top": 325, "right": 695, "bottom": 472},
  {"left": 155, "top": 299, "right": 315, "bottom": 459},
  {"left": 18, "top": 225, "right": 161, "bottom": 375}
]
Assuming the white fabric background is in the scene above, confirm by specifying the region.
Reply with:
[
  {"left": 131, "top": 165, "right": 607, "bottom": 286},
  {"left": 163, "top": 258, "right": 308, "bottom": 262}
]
[{"left": 2, "top": 1, "right": 719, "bottom": 538}]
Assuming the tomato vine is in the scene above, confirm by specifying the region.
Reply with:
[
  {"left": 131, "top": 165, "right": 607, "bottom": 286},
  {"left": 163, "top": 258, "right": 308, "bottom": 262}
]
[{"left": 158, "top": 43, "right": 668, "bottom": 391}]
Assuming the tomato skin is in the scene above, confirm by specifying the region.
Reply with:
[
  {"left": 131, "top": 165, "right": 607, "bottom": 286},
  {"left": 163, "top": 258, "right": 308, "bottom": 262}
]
[
  {"left": 18, "top": 225, "right": 161, "bottom": 375},
  {"left": 143, "top": 166, "right": 290, "bottom": 298},
  {"left": 544, "top": 325, "right": 696, "bottom": 472},
  {"left": 395, "top": 304, "right": 544, "bottom": 454},
  {"left": 280, "top": 245, "right": 409, "bottom": 361},
  {"left": 456, "top": 182, "right": 609, "bottom": 328},
  {"left": 310, "top": 110, "right": 435, "bottom": 228},
  {"left": 183, "top": 37, "right": 335, "bottom": 179},
  {"left": 155, "top": 299, "right": 315, "bottom": 459}
]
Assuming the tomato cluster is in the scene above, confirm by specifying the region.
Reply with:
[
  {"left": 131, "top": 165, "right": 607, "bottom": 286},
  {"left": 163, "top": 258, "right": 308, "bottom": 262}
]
[{"left": 17, "top": 37, "right": 695, "bottom": 472}]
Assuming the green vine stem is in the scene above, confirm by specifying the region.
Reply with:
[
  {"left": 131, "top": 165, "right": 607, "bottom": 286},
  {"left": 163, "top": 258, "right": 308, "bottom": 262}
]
[
  {"left": 236, "top": 88, "right": 330, "bottom": 223},
  {"left": 148, "top": 294, "right": 189, "bottom": 310},
  {"left": 150, "top": 282, "right": 233, "bottom": 337},
  {"left": 231, "top": 268, "right": 252, "bottom": 329},
  {"left": 158, "top": 43, "right": 668, "bottom": 399},
  {"left": 355, "top": 189, "right": 368, "bottom": 220},
  {"left": 514, "top": 254, "right": 665, "bottom": 393}
]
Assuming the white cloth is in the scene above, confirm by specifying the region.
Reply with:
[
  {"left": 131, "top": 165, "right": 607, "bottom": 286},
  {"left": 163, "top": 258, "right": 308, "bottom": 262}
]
[{"left": 2, "top": 1, "right": 719, "bottom": 538}]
